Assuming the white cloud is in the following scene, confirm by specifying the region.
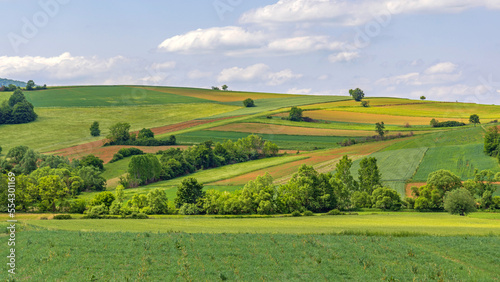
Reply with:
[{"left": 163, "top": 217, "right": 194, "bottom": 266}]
[
  {"left": 151, "top": 61, "right": 176, "bottom": 70},
  {"left": 328, "top": 51, "right": 360, "bottom": 63},
  {"left": 410, "top": 84, "right": 491, "bottom": 102},
  {"left": 217, "top": 63, "right": 302, "bottom": 86},
  {"left": 424, "top": 62, "right": 458, "bottom": 74},
  {"left": 158, "top": 26, "right": 265, "bottom": 53},
  {"left": 287, "top": 87, "right": 312, "bottom": 94},
  {"left": 267, "top": 36, "right": 345, "bottom": 52},
  {"left": 240, "top": 0, "right": 500, "bottom": 26},
  {"left": 187, "top": 70, "right": 213, "bottom": 79},
  {"left": 377, "top": 62, "right": 462, "bottom": 86},
  {"left": 0, "top": 52, "right": 128, "bottom": 81}
]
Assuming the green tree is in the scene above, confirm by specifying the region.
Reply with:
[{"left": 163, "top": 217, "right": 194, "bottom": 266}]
[
  {"left": 361, "top": 101, "right": 370, "bottom": 107},
  {"left": 351, "top": 191, "right": 371, "bottom": 208},
  {"left": 37, "top": 175, "right": 70, "bottom": 212},
  {"left": 106, "top": 122, "right": 131, "bottom": 143},
  {"left": 175, "top": 177, "right": 204, "bottom": 208},
  {"left": 444, "top": 188, "right": 476, "bottom": 216},
  {"left": 420, "top": 96, "right": 426, "bottom": 100},
  {"left": 18, "top": 149, "right": 39, "bottom": 175},
  {"left": 115, "top": 185, "right": 125, "bottom": 203},
  {"left": 469, "top": 114, "right": 480, "bottom": 126},
  {"left": 137, "top": 128, "right": 154, "bottom": 139},
  {"left": 90, "top": 191, "right": 116, "bottom": 209},
  {"left": 349, "top": 88, "right": 365, "bottom": 101},
  {"left": 358, "top": 157, "right": 381, "bottom": 194},
  {"left": 484, "top": 126, "right": 500, "bottom": 156},
  {"left": 90, "top": 121, "right": 100, "bottom": 136},
  {"left": 128, "top": 154, "right": 162, "bottom": 185},
  {"left": 78, "top": 166, "right": 106, "bottom": 191},
  {"left": 11, "top": 100, "right": 37, "bottom": 124},
  {"left": 371, "top": 187, "right": 402, "bottom": 210},
  {"left": 243, "top": 98, "right": 255, "bottom": 107},
  {"left": 26, "top": 80, "right": 35, "bottom": 90},
  {"left": 8, "top": 89, "right": 26, "bottom": 107},
  {"left": 375, "top": 122, "right": 385, "bottom": 139},
  {"left": 289, "top": 106, "right": 303, "bottom": 122},
  {"left": 7, "top": 145, "right": 29, "bottom": 163},
  {"left": 222, "top": 84, "right": 228, "bottom": 91},
  {"left": 147, "top": 189, "right": 169, "bottom": 214},
  {"left": 80, "top": 154, "right": 104, "bottom": 172},
  {"left": 263, "top": 141, "right": 279, "bottom": 157}
]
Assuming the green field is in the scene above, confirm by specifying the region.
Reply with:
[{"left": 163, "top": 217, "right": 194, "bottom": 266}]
[
  {"left": 177, "top": 130, "right": 354, "bottom": 150},
  {"left": 413, "top": 143, "right": 500, "bottom": 181},
  {"left": 5, "top": 229, "right": 499, "bottom": 281}
]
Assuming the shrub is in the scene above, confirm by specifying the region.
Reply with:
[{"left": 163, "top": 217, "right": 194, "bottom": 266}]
[
  {"left": 69, "top": 199, "right": 87, "bottom": 214},
  {"left": 110, "top": 153, "right": 124, "bottom": 163},
  {"left": 444, "top": 188, "right": 476, "bottom": 216},
  {"left": 129, "top": 212, "right": 149, "bottom": 219},
  {"left": 327, "top": 209, "right": 342, "bottom": 215},
  {"left": 86, "top": 204, "right": 108, "bottom": 218},
  {"left": 243, "top": 98, "right": 255, "bottom": 107},
  {"left": 431, "top": 120, "right": 466, "bottom": 128},
  {"left": 303, "top": 210, "right": 314, "bottom": 216},
  {"left": 53, "top": 214, "right": 72, "bottom": 220},
  {"left": 291, "top": 210, "right": 302, "bottom": 217},
  {"left": 361, "top": 101, "right": 370, "bottom": 107},
  {"left": 179, "top": 203, "right": 200, "bottom": 215}
]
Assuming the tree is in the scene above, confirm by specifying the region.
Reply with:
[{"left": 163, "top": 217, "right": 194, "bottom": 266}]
[
  {"left": 361, "top": 101, "right": 370, "bottom": 107},
  {"left": 420, "top": 96, "right": 426, "bottom": 100},
  {"left": 334, "top": 155, "right": 358, "bottom": 194},
  {"left": 128, "top": 154, "right": 162, "bottom": 185},
  {"left": 349, "top": 88, "right": 365, "bottom": 101},
  {"left": 106, "top": 122, "right": 131, "bottom": 143},
  {"left": 137, "top": 128, "right": 154, "bottom": 139},
  {"left": 90, "top": 121, "right": 100, "bottom": 136},
  {"left": 80, "top": 154, "right": 104, "bottom": 172},
  {"left": 175, "top": 177, "right": 204, "bottom": 208},
  {"left": 289, "top": 106, "right": 303, "bottom": 122},
  {"left": 11, "top": 100, "right": 37, "bottom": 124},
  {"left": 358, "top": 157, "right": 381, "bottom": 194},
  {"left": 0, "top": 146, "right": 2, "bottom": 155},
  {"left": 484, "top": 126, "right": 500, "bottom": 156},
  {"left": 90, "top": 191, "right": 115, "bottom": 209},
  {"left": 147, "top": 189, "right": 169, "bottom": 214},
  {"left": 469, "top": 114, "right": 480, "bottom": 127},
  {"left": 37, "top": 175, "right": 70, "bottom": 212},
  {"left": 115, "top": 185, "right": 125, "bottom": 202},
  {"left": 243, "top": 98, "right": 255, "bottom": 107},
  {"left": 371, "top": 187, "right": 402, "bottom": 210},
  {"left": 430, "top": 118, "right": 439, "bottom": 127},
  {"left": 26, "top": 80, "right": 35, "bottom": 91},
  {"left": 8, "top": 89, "right": 26, "bottom": 107},
  {"left": 375, "top": 122, "right": 385, "bottom": 139},
  {"left": 222, "top": 85, "right": 228, "bottom": 91},
  {"left": 443, "top": 188, "right": 476, "bottom": 216},
  {"left": 78, "top": 166, "right": 106, "bottom": 191}
]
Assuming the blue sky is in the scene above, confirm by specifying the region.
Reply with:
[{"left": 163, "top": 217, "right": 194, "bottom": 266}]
[{"left": 1, "top": 0, "right": 499, "bottom": 104}]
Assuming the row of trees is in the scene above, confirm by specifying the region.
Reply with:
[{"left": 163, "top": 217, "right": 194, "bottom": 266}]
[
  {"left": 123, "top": 135, "right": 280, "bottom": 188},
  {"left": 104, "top": 122, "right": 176, "bottom": 146},
  {"left": 0, "top": 146, "right": 107, "bottom": 212},
  {"left": 0, "top": 80, "right": 46, "bottom": 92},
  {"left": 0, "top": 89, "right": 37, "bottom": 125}
]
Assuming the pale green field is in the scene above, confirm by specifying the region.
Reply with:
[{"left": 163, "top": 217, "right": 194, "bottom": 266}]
[
  {"left": 0, "top": 104, "right": 237, "bottom": 153},
  {"left": 27, "top": 212, "right": 500, "bottom": 235}
]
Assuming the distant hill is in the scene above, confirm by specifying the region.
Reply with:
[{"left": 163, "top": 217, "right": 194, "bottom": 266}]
[{"left": 0, "top": 78, "right": 26, "bottom": 87}]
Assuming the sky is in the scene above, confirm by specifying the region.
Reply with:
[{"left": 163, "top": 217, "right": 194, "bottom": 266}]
[{"left": 1, "top": 0, "right": 499, "bottom": 104}]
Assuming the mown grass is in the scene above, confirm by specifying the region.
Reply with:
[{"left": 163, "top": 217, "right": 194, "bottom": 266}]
[
  {"left": 413, "top": 143, "right": 500, "bottom": 181},
  {"left": 0, "top": 104, "right": 237, "bottom": 153},
  {"left": 21, "top": 86, "right": 212, "bottom": 107},
  {"left": 5, "top": 229, "right": 499, "bottom": 281},
  {"left": 177, "top": 130, "right": 352, "bottom": 150}
]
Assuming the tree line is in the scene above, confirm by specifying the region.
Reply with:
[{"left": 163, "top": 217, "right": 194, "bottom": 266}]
[{"left": 0, "top": 89, "right": 37, "bottom": 125}]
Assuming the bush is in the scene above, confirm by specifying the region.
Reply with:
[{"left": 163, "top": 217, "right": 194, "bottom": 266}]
[
  {"left": 291, "top": 210, "right": 302, "bottom": 217},
  {"left": 69, "top": 199, "right": 87, "bottom": 214},
  {"left": 326, "top": 209, "right": 342, "bottom": 215},
  {"left": 86, "top": 204, "right": 108, "bottom": 218},
  {"left": 53, "top": 214, "right": 72, "bottom": 220},
  {"left": 444, "top": 188, "right": 476, "bottom": 216},
  {"left": 361, "top": 101, "right": 370, "bottom": 107},
  {"left": 179, "top": 203, "right": 200, "bottom": 215},
  {"left": 243, "top": 98, "right": 255, "bottom": 107},
  {"left": 130, "top": 212, "right": 149, "bottom": 219},
  {"left": 110, "top": 153, "right": 124, "bottom": 163},
  {"left": 431, "top": 120, "right": 466, "bottom": 128},
  {"left": 303, "top": 210, "right": 314, "bottom": 216}
]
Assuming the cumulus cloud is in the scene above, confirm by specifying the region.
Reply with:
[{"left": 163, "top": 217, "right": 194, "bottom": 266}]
[
  {"left": 267, "top": 36, "right": 345, "bottom": 52},
  {"left": 376, "top": 62, "right": 462, "bottom": 86},
  {"left": 287, "top": 87, "right": 312, "bottom": 94},
  {"left": 217, "top": 63, "right": 302, "bottom": 86},
  {"left": 240, "top": 0, "right": 500, "bottom": 26},
  {"left": 151, "top": 61, "right": 176, "bottom": 70},
  {"left": 158, "top": 26, "right": 265, "bottom": 53},
  {"left": 328, "top": 51, "right": 360, "bottom": 63}
]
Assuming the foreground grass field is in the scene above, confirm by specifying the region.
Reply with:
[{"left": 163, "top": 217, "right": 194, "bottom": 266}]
[
  {"left": 4, "top": 230, "right": 499, "bottom": 281},
  {"left": 3, "top": 229, "right": 497, "bottom": 281}
]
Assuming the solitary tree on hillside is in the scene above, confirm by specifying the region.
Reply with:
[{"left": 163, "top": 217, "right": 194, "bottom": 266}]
[
  {"left": 222, "top": 84, "right": 228, "bottom": 91},
  {"left": 444, "top": 188, "right": 476, "bottom": 216},
  {"left": 243, "top": 98, "right": 255, "bottom": 107},
  {"left": 289, "top": 106, "right": 304, "bottom": 122},
  {"left": 420, "top": 96, "right": 426, "bottom": 100},
  {"left": 375, "top": 122, "right": 386, "bottom": 139},
  {"left": 26, "top": 80, "right": 35, "bottom": 91},
  {"left": 90, "top": 121, "right": 100, "bottom": 136},
  {"left": 349, "top": 88, "right": 365, "bottom": 101},
  {"left": 469, "top": 114, "right": 480, "bottom": 127}
]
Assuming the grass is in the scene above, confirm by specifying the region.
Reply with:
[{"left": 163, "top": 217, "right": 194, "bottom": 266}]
[
  {"left": 350, "top": 148, "right": 428, "bottom": 196},
  {"left": 413, "top": 143, "right": 500, "bottom": 181},
  {"left": 331, "top": 102, "right": 500, "bottom": 120},
  {"left": 6, "top": 229, "right": 499, "bottom": 281},
  {"left": 0, "top": 104, "right": 237, "bottom": 153},
  {"left": 25, "top": 212, "right": 500, "bottom": 235},
  {"left": 177, "top": 130, "right": 354, "bottom": 150},
  {"left": 21, "top": 86, "right": 213, "bottom": 107}
]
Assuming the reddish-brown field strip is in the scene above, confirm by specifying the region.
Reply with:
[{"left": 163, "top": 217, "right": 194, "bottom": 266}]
[
  {"left": 208, "top": 123, "right": 378, "bottom": 136},
  {"left": 132, "top": 86, "right": 295, "bottom": 102}
]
